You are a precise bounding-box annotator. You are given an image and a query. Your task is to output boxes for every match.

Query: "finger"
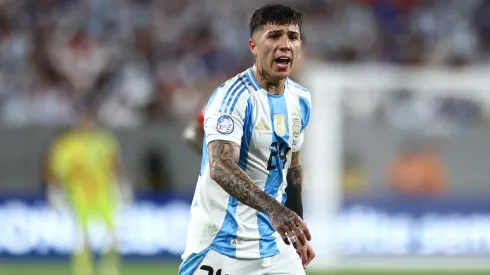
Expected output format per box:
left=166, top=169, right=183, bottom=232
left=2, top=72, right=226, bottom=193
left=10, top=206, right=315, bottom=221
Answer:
left=290, top=223, right=307, bottom=246
left=283, top=235, right=290, bottom=245
left=306, top=247, right=315, bottom=264
left=299, top=248, right=308, bottom=268
left=287, top=230, right=298, bottom=247
left=291, top=236, right=299, bottom=249
left=281, top=230, right=290, bottom=245
left=296, top=220, right=312, bottom=241
left=295, top=231, right=307, bottom=246
left=288, top=224, right=306, bottom=246
left=293, top=225, right=304, bottom=238
left=308, top=251, right=316, bottom=264
left=291, top=227, right=303, bottom=249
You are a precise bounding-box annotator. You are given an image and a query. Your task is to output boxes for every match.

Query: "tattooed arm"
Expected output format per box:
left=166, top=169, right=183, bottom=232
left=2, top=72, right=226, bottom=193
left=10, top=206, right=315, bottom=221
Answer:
left=285, top=151, right=303, bottom=218
left=208, top=139, right=311, bottom=245
left=286, top=151, right=316, bottom=268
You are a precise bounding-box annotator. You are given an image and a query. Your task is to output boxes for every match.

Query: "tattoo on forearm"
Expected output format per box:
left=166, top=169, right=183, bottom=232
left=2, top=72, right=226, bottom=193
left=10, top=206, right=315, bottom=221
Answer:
left=285, top=153, right=304, bottom=218
left=208, top=140, right=285, bottom=216
left=209, top=140, right=307, bottom=240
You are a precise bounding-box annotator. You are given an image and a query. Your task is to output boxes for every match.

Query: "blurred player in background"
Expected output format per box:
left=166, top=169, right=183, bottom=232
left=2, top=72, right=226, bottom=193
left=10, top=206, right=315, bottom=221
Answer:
left=182, top=106, right=205, bottom=154
left=46, top=100, right=128, bottom=275
left=180, top=4, right=314, bottom=275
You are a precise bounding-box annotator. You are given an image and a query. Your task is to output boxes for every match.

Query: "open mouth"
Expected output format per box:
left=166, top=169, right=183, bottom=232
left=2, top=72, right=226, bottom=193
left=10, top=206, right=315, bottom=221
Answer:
left=274, top=57, right=290, bottom=69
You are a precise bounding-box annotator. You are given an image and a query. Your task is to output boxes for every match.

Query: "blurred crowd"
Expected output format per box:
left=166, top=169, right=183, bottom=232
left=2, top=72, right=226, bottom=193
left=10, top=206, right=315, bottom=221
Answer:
left=343, top=88, right=488, bottom=135
left=1, top=0, right=490, bottom=128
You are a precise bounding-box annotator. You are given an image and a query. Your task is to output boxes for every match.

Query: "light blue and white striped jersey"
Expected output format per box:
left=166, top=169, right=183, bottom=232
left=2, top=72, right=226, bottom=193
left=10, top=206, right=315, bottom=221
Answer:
left=182, top=68, right=311, bottom=260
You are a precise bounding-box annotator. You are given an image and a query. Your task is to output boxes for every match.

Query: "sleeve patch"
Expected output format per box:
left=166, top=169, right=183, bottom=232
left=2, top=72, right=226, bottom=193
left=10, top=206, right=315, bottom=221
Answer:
left=216, top=115, right=235, bottom=134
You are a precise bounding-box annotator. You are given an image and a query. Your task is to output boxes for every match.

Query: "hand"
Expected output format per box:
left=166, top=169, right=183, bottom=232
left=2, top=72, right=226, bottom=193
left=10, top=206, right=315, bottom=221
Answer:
left=295, top=240, right=316, bottom=269
left=268, top=204, right=311, bottom=246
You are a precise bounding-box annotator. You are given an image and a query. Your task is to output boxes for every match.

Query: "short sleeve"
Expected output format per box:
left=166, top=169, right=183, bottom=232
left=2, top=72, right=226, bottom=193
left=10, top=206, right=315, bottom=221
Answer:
left=292, top=93, right=312, bottom=152
left=205, top=77, right=250, bottom=146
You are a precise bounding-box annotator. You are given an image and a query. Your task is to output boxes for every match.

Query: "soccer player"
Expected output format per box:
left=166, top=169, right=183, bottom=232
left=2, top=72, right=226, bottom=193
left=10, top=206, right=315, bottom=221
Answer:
left=179, top=4, right=314, bottom=275
left=47, top=105, right=124, bottom=275
left=182, top=106, right=205, bottom=155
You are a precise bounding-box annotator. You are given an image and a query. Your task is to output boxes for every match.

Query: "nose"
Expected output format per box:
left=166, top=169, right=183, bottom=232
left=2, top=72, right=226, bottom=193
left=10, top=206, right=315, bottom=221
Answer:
left=278, top=36, right=291, bottom=52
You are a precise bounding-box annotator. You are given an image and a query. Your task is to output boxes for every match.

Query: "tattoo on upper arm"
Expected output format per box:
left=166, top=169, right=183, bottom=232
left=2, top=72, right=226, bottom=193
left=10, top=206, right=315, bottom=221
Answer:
left=209, top=139, right=240, bottom=167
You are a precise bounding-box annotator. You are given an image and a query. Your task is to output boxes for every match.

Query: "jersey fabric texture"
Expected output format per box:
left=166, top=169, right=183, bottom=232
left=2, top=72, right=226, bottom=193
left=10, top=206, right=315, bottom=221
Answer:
left=181, top=67, right=311, bottom=270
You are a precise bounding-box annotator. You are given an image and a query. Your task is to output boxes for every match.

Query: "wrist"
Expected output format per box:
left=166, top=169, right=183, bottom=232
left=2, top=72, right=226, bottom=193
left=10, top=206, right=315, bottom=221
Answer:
left=262, top=199, right=284, bottom=216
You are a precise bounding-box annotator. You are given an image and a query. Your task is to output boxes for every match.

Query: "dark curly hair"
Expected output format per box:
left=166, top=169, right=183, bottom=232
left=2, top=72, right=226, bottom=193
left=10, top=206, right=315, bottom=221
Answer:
left=249, top=4, right=303, bottom=38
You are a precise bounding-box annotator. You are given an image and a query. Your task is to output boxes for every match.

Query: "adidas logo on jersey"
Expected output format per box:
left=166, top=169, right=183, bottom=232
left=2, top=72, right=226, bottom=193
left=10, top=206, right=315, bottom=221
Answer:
left=230, top=239, right=243, bottom=245
left=254, top=117, right=270, bottom=131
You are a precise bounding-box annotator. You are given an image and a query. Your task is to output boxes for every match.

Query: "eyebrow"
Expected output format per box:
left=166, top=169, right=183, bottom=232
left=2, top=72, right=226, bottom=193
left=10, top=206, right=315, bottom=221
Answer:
left=266, top=30, right=300, bottom=36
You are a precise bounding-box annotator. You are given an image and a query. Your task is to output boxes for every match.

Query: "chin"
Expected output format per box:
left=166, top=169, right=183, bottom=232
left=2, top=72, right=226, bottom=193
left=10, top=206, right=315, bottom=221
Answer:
left=271, top=69, right=291, bottom=80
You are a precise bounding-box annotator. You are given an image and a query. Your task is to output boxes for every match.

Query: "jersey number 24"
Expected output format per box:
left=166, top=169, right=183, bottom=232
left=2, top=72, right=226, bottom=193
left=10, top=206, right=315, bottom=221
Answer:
left=267, top=141, right=291, bottom=171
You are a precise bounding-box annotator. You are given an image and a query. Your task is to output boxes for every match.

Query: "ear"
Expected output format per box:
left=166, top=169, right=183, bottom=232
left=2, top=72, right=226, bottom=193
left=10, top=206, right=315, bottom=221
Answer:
left=248, top=39, right=257, bottom=57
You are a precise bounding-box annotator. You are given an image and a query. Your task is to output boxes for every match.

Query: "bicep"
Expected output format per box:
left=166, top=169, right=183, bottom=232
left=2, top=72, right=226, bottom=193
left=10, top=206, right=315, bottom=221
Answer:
left=208, top=140, right=241, bottom=181
left=207, top=140, right=241, bottom=165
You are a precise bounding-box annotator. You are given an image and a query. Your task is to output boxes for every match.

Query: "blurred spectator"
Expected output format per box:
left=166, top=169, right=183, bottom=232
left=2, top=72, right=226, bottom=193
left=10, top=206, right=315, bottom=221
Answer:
left=1, top=0, right=490, bottom=128
left=437, top=96, right=482, bottom=130
left=382, top=89, right=436, bottom=131
left=388, top=138, right=447, bottom=197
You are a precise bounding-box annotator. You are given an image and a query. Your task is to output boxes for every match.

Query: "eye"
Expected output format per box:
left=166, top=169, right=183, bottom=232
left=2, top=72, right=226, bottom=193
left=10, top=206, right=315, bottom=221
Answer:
left=269, top=34, right=280, bottom=40
left=289, top=35, right=299, bottom=41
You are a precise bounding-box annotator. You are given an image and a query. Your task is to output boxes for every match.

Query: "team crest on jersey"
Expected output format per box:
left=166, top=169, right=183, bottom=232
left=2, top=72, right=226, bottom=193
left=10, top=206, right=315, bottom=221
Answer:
left=292, top=113, right=301, bottom=139
left=217, top=115, right=234, bottom=134
left=274, top=114, right=286, bottom=136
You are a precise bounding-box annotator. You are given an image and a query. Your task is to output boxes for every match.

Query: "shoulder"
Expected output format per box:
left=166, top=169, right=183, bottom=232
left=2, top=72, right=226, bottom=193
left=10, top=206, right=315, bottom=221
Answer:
left=215, top=73, right=254, bottom=97
left=287, top=78, right=311, bottom=102
left=55, top=130, right=74, bottom=147
left=98, top=129, right=118, bottom=142
left=208, top=73, right=254, bottom=115
left=287, top=78, right=311, bottom=107
left=287, top=78, right=309, bottom=93
left=50, top=132, right=73, bottom=158
left=287, top=79, right=311, bottom=129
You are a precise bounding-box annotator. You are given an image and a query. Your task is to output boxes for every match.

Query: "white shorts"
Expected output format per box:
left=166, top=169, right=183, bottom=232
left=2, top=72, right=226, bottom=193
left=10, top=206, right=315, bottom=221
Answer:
left=178, top=240, right=305, bottom=275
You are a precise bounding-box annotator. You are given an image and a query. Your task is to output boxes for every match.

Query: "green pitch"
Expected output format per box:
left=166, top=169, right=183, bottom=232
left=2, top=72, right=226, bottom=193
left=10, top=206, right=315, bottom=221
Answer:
left=0, top=262, right=489, bottom=275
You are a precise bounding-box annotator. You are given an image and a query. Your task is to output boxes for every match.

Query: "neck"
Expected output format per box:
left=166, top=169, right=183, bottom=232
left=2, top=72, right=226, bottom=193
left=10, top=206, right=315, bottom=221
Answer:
left=252, top=65, right=285, bottom=95
left=77, top=122, right=97, bottom=132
